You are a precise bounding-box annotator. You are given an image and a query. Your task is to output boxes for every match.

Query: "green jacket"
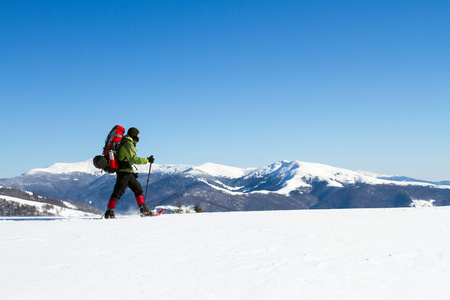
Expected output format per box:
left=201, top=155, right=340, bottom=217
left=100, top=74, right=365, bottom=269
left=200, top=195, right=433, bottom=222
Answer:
left=117, top=135, right=149, bottom=172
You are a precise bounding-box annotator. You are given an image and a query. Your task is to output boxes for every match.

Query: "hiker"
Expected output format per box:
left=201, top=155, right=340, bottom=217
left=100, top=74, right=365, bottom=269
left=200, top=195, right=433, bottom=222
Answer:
left=104, top=127, right=155, bottom=219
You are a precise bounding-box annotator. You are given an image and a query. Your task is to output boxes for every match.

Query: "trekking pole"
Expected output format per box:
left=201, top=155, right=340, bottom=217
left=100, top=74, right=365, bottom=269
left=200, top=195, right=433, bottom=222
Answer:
left=144, top=162, right=153, bottom=202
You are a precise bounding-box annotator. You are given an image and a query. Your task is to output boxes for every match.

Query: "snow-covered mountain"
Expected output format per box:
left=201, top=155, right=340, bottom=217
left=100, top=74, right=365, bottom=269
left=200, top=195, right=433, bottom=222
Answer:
left=356, top=169, right=450, bottom=186
left=0, top=186, right=101, bottom=217
left=1, top=160, right=449, bottom=213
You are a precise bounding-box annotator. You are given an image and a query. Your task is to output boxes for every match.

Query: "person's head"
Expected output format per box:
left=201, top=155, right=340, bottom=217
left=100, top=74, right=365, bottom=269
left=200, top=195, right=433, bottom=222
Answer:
left=127, top=127, right=140, bottom=142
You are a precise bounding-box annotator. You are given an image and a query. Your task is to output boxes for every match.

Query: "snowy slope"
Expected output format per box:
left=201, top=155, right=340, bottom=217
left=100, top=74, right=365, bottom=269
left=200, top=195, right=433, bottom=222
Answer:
left=0, top=195, right=97, bottom=217
left=0, top=186, right=101, bottom=217
left=1, top=207, right=449, bottom=299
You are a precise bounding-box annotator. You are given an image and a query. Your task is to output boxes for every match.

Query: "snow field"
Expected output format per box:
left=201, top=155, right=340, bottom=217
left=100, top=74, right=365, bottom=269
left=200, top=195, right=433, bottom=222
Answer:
left=1, top=207, right=449, bottom=299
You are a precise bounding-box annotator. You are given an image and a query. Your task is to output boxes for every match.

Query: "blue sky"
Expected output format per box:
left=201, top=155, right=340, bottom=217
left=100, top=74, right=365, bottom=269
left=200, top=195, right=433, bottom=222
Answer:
left=1, top=0, right=449, bottom=181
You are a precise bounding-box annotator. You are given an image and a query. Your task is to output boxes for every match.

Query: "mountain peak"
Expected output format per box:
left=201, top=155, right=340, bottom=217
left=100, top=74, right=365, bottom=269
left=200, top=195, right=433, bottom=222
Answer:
left=25, top=160, right=102, bottom=176
left=188, top=162, right=252, bottom=178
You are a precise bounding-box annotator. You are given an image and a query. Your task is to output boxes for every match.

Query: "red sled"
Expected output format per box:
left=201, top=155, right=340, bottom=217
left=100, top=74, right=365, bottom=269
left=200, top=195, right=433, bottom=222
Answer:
left=141, top=209, right=164, bottom=218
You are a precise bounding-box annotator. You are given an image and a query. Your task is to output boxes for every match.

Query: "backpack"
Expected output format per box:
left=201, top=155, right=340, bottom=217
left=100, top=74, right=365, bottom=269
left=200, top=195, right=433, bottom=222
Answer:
left=93, top=125, right=126, bottom=173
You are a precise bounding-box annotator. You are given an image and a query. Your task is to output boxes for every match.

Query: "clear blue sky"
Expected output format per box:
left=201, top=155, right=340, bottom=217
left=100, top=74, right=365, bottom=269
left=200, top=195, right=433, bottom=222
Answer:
left=1, top=0, right=449, bottom=181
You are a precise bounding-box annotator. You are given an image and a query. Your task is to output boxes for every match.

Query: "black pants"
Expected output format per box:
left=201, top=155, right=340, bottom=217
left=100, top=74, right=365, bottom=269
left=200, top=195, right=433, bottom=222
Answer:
left=110, top=172, right=143, bottom=199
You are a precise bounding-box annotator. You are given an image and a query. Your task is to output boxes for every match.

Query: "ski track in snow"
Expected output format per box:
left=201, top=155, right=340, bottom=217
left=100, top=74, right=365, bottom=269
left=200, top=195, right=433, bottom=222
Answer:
left=1, top=207, right=450, bottom=300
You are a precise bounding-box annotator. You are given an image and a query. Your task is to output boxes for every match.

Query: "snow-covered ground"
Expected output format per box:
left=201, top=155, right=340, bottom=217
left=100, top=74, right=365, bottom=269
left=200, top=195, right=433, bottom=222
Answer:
left=1, top=207, right=449, bottom=300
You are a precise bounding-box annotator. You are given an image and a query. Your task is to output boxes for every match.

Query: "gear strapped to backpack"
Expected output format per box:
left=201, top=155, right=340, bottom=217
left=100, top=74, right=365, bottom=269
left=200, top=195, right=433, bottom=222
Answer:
left=93, top=125, right=128, bottom=173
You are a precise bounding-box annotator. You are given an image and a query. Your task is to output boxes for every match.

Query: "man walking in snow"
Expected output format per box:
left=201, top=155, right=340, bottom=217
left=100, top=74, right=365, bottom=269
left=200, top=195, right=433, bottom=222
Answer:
left=104, top=127, right=155, bottom=219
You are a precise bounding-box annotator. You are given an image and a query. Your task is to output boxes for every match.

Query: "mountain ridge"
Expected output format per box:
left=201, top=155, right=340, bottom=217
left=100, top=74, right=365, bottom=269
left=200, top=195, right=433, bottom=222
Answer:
left=23, top=159, right=450, bottom=187
left=1, top=159, right=449, bottom=213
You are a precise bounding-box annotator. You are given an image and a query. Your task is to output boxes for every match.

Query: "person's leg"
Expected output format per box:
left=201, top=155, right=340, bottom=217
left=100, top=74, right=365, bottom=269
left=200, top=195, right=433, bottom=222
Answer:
left=127, top=173, right=144, bottom=206
left=127, top=174, right=153, bottom=215
left=105, top=172, right=132, bottom=218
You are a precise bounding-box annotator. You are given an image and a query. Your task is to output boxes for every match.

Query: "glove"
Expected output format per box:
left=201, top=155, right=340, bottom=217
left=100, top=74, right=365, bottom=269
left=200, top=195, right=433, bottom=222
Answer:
left=148, top=155, right=155, bottom=164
